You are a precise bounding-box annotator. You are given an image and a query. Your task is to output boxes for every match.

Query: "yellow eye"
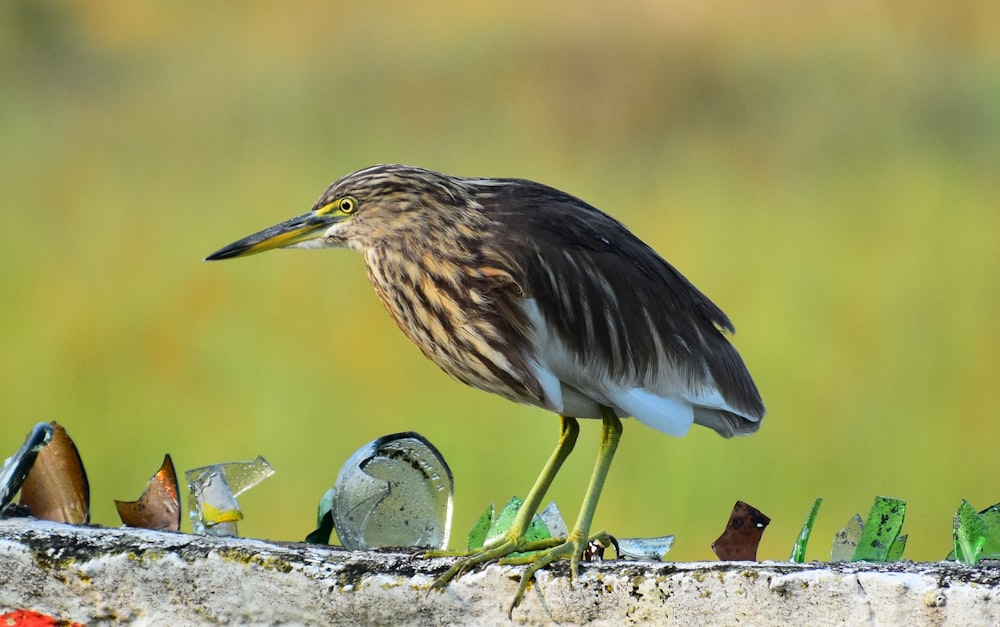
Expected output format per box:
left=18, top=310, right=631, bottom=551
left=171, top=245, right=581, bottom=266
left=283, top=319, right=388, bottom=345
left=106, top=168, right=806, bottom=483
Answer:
left=338, top=196, right=358, bottom=214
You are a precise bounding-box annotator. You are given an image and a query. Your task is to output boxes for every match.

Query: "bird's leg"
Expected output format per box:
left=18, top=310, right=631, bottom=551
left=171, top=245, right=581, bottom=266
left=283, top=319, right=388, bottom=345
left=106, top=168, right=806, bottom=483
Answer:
left=429, top=415, right=579, bottom=588
left=504, top=406, right=622, bottom=610
left=499, top=414, right=580, bottom=547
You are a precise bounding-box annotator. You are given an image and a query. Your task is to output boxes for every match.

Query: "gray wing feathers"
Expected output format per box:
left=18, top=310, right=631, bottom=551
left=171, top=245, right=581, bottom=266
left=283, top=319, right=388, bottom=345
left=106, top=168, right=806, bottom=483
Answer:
left=479, top=180, right=765, bottom=435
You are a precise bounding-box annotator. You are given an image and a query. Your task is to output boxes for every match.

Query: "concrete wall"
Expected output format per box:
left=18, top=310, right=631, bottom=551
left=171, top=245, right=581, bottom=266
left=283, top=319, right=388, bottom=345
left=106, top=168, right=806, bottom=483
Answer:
left=1, top=518, right=998, bottom=625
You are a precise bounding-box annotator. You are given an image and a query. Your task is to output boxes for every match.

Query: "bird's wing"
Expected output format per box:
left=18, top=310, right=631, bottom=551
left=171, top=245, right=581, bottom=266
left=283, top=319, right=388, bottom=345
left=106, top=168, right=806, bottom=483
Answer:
left=479, top=180, right=764, bottom=436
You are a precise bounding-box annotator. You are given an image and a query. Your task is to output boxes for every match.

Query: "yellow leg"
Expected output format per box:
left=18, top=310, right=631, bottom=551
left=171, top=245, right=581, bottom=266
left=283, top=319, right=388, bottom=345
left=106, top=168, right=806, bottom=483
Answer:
left=508, top=406, right=622, bottom=608
left=430, top=407, right=624, bottom=615
left=430, top=415, right=579, bottom=587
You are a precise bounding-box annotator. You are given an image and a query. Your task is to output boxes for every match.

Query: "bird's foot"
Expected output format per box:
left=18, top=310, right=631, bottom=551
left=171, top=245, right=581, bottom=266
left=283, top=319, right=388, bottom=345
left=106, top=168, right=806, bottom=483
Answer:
left=502, top=528, right=609, bottom=611
left=427, top=533, right=562, bottom=588
left=429, top=528, right=611, bottom=614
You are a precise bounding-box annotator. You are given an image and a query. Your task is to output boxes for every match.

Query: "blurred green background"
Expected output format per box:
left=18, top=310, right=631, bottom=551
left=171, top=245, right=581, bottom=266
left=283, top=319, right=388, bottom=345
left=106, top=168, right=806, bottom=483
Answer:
left=2, top=1, right=998, bottom=563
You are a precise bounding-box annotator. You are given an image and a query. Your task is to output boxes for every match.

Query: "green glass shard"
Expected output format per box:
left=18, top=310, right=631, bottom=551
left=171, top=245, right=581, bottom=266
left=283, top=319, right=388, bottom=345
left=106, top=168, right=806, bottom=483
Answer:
left=954, top=499, right=988, bottom=565
left=524, top=509, right=552, bottom=542
left=317, top=488, right=335, bottom=524
left=887, top=534, right=907, bottom=562
left=467, top=503, right=494, bottom=550
left=485, top=496, right=522, bottom=543
left=975, top=503, right=1000, bottom=560
left=484, top=496, right=552, bottom=546
left=947, top=502, right=1000, bottom=561
left=852, top=496, right=906, bottom=562
left=831, top=513, right=863, bottom=562
left=790, top=497, right=823, bottom=563
left=305, top=488, right=335, bottom=544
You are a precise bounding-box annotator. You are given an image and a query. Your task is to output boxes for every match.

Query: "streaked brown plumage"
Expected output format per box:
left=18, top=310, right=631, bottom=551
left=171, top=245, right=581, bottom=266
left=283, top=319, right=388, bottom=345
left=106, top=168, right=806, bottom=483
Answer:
left=206, top=163, right=764, bottom=609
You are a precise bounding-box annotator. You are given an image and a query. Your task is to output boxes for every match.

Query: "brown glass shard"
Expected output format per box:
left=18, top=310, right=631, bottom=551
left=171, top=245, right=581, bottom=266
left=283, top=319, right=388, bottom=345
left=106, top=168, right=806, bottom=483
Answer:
left=712, top=500, right=770, bottom=561
left=18, top=422, right=89, bottom=524
left=115, top=454, right=180, bottom=531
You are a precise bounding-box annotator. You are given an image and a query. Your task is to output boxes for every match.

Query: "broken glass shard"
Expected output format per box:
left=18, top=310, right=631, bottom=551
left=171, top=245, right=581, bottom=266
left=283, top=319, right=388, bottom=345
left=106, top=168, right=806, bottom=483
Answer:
left=887, top=534, right=907, bottom=562
left=953, top=499, right=988, bottom=565
left=975, top=504, right=1000, bottom=560
left=485, top=496, right=524, bottom=544
left=978, top=504, right=1000, bottom=559
left=468, top=498, right=563, bottom=551
left=538, top=502, right=568, bottom=540
left=831, top=513, right=863, bottom=562
left=0, top=423, right=54, bottom=515
left=18, top=422, right=89, bottom=524
left=186, top=456, right=274, bottom=536
left=306, top=488, right=335, bottom=544
left=949, top=501, right=1000, bottom=563
left=790, top=497, right=823, bottom=563
left=483, top=496, right=555, bottom=548
left=853, top=496, right=906, bottom=562
left=332, top=432, right=452, bottom=550
left=115, top=454, right=180, bottom=531
left=712, top=500, right=770, bottom=561
left=617, top=535, right=675, bottom=561
left=467, top=503, right=494, bottom=550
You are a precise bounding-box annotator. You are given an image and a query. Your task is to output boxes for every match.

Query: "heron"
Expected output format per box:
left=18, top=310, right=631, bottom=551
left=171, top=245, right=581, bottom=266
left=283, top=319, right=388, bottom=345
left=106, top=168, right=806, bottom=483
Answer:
left=206, top=164, right=764, bottom=607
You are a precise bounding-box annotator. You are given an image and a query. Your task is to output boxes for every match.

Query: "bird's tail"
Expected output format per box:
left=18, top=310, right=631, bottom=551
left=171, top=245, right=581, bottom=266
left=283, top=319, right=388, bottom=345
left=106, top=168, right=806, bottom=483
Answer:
left=693, top=407, right=763, bottom=438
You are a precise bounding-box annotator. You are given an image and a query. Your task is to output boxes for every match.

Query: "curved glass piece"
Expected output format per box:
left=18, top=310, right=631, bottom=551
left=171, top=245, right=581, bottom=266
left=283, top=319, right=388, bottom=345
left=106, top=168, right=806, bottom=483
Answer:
left=333, top=432, right=453, bottom=551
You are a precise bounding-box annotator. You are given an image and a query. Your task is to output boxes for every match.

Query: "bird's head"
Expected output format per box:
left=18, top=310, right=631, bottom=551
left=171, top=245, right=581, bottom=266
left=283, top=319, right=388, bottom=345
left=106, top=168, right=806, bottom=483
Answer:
left=205, top=164, right=481, bottom=261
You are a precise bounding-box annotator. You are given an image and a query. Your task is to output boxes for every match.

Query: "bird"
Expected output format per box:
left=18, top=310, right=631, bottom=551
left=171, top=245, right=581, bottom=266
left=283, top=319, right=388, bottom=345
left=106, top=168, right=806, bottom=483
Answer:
left=206, top=164, right=764, bottom=608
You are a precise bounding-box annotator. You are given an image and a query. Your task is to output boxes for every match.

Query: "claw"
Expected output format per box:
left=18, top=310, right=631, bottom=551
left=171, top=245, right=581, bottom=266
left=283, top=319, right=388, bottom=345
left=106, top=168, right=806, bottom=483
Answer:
left=431, top=527, right=614, bottom=617
left=510, top=533, right=583, bottom=611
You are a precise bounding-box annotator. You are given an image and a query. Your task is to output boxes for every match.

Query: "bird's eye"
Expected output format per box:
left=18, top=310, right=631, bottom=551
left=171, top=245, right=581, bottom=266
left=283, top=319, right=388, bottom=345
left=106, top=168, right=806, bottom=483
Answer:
left=339, top=197, right=358, bottom=214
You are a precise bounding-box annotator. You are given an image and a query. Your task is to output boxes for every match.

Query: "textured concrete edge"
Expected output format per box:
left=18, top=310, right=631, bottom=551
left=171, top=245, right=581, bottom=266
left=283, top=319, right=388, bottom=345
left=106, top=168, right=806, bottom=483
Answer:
left=1, top=517, right=999, bottom=625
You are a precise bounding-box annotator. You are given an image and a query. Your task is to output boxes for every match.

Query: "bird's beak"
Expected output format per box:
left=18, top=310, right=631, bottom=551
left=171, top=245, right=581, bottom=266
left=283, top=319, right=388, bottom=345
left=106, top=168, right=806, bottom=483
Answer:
left=205, top=211, right=336, bottom=261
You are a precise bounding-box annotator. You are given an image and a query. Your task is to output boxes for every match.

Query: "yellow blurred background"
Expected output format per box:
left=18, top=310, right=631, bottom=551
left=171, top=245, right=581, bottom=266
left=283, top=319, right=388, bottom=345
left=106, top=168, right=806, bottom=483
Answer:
left=2, top=1, right=998, bottom=563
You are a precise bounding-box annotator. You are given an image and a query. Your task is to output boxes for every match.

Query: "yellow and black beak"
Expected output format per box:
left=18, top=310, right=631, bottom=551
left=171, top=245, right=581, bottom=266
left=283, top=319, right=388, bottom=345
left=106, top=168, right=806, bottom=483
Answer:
left=205, top=211, right=336, bottom=261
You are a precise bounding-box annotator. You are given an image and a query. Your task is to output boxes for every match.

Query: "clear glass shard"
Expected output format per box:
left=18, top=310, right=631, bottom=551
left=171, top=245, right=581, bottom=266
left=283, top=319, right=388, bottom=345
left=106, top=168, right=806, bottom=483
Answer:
left=831, top=513, right=863, bottom=562
left=332, top=432, right=453, bottom=550
left=225, top=456, right=276, bottom=498
left=617, top=535, right=675, bottom=561
left=185, top=456, right=274, bottom=537
left=538, top=502, right=567, bottom=539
